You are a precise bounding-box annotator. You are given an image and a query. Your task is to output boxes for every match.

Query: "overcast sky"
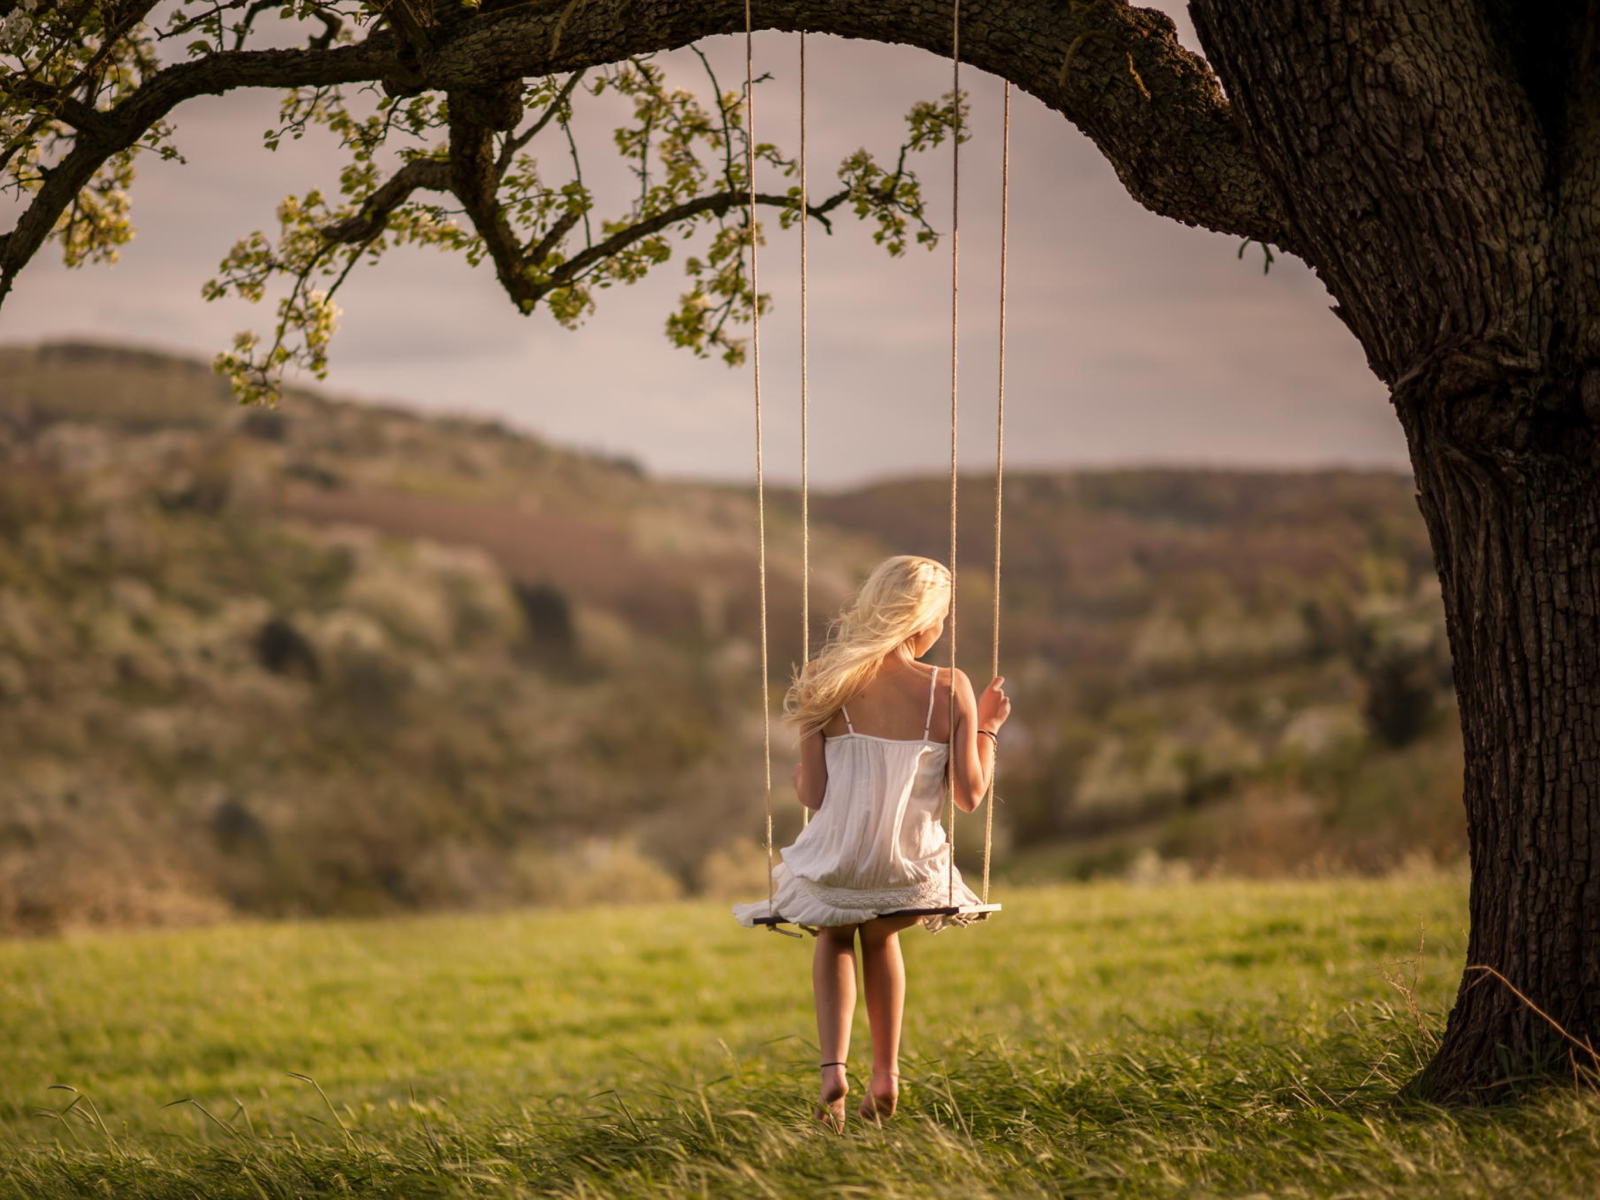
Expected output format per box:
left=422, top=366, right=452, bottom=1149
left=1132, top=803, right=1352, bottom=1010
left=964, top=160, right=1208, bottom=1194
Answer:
left=1, top=3, right=1409, bottom=486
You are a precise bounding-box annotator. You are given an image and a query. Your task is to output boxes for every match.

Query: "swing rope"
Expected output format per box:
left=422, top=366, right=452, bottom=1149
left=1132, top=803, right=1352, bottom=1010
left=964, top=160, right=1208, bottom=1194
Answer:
left=745, top=0, right=774, bottom=915
left=945, top=0, right=961, bottom=908
left=799, top=30, right=811, bottom=828
left=983, top=80, right=1010, bottom=905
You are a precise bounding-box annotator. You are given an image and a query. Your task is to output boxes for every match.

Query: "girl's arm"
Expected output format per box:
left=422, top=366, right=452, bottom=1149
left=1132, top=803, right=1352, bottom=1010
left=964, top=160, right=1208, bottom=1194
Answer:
left=793, top=726, right=829, bottom=810
left=950, top=669, right=1010, bottom=813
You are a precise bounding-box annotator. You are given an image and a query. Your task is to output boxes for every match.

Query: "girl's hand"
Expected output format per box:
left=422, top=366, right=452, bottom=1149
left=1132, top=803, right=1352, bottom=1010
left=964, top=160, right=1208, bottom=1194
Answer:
left=976, top=675, right=1011, bottom=732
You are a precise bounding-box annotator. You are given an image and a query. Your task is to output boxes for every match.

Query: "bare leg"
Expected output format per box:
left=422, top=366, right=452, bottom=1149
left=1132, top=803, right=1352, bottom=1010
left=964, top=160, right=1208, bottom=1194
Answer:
left=812, top=924, right=858, bottom=1131
left=857, top=914, right=919, bottom=1121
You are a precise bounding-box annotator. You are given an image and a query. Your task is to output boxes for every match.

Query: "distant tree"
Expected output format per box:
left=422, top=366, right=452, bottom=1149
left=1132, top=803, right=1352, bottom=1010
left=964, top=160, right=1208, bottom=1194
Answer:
left=5, top=0, right=1599, bottom=1101
left=511, top=578, right=575, bottom=658
left=1356, top=643, right=1437, bottom=750
left=255, top=614, right=320, bottom=680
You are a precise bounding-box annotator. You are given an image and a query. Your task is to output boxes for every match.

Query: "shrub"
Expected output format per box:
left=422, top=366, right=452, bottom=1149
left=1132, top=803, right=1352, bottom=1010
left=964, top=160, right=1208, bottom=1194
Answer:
left=513, top=837, right=684, bottom=907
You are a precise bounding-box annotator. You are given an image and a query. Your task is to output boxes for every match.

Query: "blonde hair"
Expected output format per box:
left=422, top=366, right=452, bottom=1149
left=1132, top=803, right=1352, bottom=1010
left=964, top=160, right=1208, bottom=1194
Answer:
left=786, top=555, right=951, bottom=737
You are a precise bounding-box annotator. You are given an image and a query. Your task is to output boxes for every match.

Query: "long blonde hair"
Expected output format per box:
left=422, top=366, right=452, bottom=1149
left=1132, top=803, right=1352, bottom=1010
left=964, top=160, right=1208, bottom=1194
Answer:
left=786, top=555, right=951, bottom=737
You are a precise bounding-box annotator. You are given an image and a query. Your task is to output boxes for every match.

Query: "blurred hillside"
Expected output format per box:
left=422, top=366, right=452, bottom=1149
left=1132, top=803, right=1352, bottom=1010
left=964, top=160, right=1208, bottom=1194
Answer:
left=0, top=340, right=1462, bottom=934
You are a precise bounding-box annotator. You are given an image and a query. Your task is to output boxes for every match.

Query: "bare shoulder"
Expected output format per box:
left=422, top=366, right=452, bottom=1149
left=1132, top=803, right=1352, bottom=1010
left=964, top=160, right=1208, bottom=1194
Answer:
left=948, top=667, right=978, bottom=702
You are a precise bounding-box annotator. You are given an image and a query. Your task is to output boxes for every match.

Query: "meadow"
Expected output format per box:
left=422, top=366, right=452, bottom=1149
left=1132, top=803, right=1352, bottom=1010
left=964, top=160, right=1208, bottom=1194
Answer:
left=2, top=874, right=1596, bottom=1198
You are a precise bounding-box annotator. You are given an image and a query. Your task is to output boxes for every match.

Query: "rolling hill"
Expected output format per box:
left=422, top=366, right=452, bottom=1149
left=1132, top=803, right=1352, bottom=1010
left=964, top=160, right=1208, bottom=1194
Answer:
left=0, top=339, right=1462, bottom=933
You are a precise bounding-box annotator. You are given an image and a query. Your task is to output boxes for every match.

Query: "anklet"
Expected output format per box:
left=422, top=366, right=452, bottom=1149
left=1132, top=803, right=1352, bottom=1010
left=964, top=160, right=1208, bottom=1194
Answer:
left=820, top=1060, right=848, bottom=1068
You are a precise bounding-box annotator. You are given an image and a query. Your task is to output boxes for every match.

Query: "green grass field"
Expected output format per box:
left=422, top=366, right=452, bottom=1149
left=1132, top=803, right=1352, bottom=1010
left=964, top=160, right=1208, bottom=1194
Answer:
left=2, top=876, right=1597, bottom=1198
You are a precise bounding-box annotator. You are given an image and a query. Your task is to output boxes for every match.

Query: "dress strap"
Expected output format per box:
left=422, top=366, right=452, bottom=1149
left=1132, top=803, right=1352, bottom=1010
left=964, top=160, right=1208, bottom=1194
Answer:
left=840, top=703, right=855, bottom=733
left=923, top=667, right=940, bottom=740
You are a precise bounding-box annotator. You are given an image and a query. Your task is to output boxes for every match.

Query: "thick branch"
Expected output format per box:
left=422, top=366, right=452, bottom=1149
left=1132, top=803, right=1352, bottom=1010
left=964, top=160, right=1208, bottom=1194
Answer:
left=2, top=0, right=1290, bottom=311
left=448, top=95, right=539, bottom=306
left=419, top=0, right=1291, bottom=250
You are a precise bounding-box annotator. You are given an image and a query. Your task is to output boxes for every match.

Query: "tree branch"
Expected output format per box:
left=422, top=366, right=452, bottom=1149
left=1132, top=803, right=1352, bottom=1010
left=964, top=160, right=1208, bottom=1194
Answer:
left=542, top=186, right=847, bottom=291
left=154, top=0, right=256, bottom=45
left=419, top=0, right=1291, bottom=250
left=0, top=78, right=109, bottom=133
left=447, top=94, right=541, bottom=307
left=496, top=69, right=584, bottom=174
left=317, top=157, right=454, bottom=243
left=1, top=0, right=1291, bottom=312
left=314, top=125, right=851, bottom=303
left=0, top=35, right=398, bottom=307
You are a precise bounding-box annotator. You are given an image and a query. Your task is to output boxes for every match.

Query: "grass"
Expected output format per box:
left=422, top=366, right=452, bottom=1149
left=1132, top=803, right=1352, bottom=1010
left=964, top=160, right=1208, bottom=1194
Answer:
left=1, top=875, right=1597, bottom=1197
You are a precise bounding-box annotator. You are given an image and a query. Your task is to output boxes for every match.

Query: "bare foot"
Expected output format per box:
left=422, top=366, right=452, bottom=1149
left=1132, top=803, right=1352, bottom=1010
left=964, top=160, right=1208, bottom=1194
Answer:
left=816, top=1064, right=848, bottom=1133
left=858, top=1068, right=898, bottom=1123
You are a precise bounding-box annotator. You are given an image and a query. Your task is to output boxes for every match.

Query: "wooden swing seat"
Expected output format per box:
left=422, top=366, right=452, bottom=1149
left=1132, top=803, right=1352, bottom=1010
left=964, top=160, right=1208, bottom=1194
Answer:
left=750, top=903, right=1001, bottom=931
left=880, top=903, right=1001, bottom=919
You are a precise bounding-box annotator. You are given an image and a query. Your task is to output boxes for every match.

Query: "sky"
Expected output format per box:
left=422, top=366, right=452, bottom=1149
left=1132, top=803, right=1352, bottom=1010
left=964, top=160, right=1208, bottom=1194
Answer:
left=0, top=3, right=1410, bottom=486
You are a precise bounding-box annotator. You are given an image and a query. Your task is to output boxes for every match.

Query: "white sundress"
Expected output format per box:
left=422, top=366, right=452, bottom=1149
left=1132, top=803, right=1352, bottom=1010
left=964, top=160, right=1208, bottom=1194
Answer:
left=732, top=667, right=983, bottom=934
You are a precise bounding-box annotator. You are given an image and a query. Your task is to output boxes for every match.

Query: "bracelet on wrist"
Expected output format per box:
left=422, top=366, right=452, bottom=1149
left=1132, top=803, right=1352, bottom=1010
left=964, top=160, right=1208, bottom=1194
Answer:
left=977, top=728, right=999, bottom=744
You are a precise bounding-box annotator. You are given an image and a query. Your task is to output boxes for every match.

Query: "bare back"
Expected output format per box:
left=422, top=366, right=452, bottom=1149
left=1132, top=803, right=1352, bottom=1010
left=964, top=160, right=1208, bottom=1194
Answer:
left=821, top=659, right=953, bottom=743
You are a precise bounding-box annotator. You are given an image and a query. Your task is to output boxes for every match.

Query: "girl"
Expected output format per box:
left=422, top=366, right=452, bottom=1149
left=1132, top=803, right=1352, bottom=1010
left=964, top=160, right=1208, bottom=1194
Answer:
left=733, top=555, right=1011, bottom=1131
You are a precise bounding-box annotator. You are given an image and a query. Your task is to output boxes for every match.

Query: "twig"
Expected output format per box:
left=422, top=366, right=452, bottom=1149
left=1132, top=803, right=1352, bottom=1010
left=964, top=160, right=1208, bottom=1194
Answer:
left=497, top=69, right=585, bottom=174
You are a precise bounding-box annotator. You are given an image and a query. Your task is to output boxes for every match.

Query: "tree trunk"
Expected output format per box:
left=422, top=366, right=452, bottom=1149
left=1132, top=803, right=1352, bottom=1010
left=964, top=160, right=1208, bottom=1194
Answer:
left=1396, top=368, right=1600, bottom=1099
left=1189, top=0, right=1600, bottom=1097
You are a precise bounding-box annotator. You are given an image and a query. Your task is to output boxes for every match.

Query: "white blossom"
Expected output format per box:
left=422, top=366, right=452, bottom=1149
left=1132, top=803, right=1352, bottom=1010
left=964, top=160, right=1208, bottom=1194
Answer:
left=0, top=10, right=33, bottom=45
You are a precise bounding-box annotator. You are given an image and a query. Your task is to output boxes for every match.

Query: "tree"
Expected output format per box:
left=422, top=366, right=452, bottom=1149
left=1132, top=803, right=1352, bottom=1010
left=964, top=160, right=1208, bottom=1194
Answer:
left=3, top=0, right=1596, bottom=1101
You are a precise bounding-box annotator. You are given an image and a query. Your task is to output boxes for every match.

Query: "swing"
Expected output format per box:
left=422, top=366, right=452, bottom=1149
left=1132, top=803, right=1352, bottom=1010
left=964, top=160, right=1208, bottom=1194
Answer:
left=742, top=1, right=1009, bottom=934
